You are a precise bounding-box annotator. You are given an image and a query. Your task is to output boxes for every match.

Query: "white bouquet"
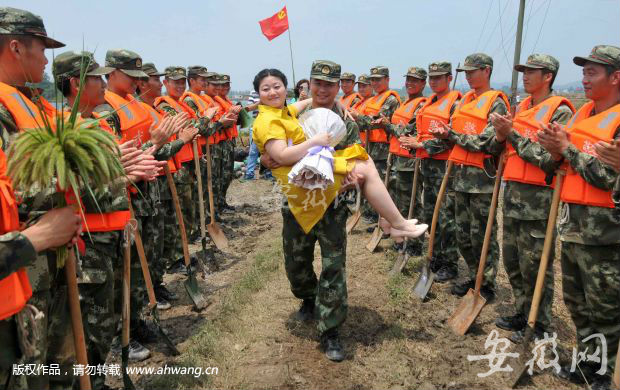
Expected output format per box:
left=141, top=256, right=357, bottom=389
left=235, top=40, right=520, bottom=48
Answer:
left=287, top=108, right=347, bottom=190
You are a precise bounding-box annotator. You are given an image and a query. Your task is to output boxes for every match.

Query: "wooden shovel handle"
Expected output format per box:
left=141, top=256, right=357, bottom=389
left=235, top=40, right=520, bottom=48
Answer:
left=164, top=165, right=191, bottom=267
left=407, top=159, right=421, bottom=220
left=127, top=201, right=157, bottom=309
left=375, top=153, right=393, bottom=230
left=527, top=171, right=564, bottom=327
left=65, top=249, right=92, bottom=390
left=192, top=140, right=208, bottom=239
left=122, top=229, right=131, bottom=347
left=473, top=154, right=506, bottom=294
left=427, top=161, right=453, bottom=259
left=204, top=138, right=217, bottom=226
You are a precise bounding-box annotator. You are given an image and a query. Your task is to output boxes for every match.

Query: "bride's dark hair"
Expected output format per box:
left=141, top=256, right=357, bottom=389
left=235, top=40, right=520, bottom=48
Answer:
left=253, top=68, right=288, bottom=92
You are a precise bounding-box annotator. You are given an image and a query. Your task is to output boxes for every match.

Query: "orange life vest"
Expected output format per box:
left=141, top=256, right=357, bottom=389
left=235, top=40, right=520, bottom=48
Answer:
left=0, top=149, right=33, bottom=320
left=449, top=90, right=510, bottom=169
left=340, top=93, right=362, bottom=109
left=561, top=101, right=620, bottom=208
left=503, top=96, right=575, bottom=187
left=154, top=95, right=199, bottom=167
left=416, top=90, right=462, bottom=160
left=139, top=101, right=178, bottom=175
left=0, top=82, right=57, bottom=131
left=215, top=96, right=239, bottom=140
left=181, top=91, right=218, bottom=148
left=103, top=90, right=152, bottom=146
left=388, top=96, right=427, bottom=158
left=363, top=90, right=402, bottom=144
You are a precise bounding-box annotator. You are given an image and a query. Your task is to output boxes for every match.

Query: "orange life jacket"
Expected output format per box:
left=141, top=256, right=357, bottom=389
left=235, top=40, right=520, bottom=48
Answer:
left=0, top=149, right=33, bottom=320
left=388, top=96, right=427, bottom=158
left=354, top=96, right=372, bottom=145
left=503, top=96, right=575, bottom=187
left=363, top=90, right=402, bottom=144
left=139, top=101, right=178, bottom=175
left=0, top=82, right=57, bottom=131
left=215, top=96, right=239, bottom=140
left=561, top=101, right=620, bottom=208
left=154, top=95, right=199, bottom=168
left=416, top=90, right=462, bottom=160
left=181, top=91, right=218, bottom=148
left=103, top=90, right=152, bottom=146
left=449, top=90, right=510, bottom=169
left=340, top=93, right=362, bottom=109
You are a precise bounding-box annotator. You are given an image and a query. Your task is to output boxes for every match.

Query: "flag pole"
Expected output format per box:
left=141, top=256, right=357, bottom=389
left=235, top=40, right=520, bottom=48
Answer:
left=287, top=28, right=296, bottom=86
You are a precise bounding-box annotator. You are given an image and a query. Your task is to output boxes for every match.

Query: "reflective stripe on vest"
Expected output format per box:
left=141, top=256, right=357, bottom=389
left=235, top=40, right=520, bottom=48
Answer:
left=340, top=93, right=362, bottom=109
left=104, top=91, right=152, bottom=145
left=388, top=96, right=427, bottom=158
left=364, top=90, right=402, bottom=143
left=416, top=90, right=462, bottom=160
left=449, top=90, right=510, bottom=169
left=561, top=102, right=620, bottom=208
left=0, top=150, right=32, bottom=320
left=503, top=96, right=575, bottom=187
left=0, top=82, right=57, bottom=131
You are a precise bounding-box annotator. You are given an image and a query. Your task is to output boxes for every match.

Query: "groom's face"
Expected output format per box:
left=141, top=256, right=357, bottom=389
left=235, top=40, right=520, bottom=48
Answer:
left=310, top=78, right=340, bottom=108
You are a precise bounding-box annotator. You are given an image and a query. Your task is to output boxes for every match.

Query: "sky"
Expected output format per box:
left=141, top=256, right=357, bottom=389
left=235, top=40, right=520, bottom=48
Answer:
left=6, top=0, right=619, bottom=91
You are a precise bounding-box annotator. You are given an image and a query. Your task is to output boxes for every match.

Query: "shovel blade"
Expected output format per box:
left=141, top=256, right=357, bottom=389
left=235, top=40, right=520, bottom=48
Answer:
left=346, top=211, right=361, bottom=234
left=184, top=266, right=208, bottom=310
left=207, top=223, right=228, bottom=251
left=366, top=227, right=382, bottom=252
left=508, top=325, right=536, bottom=388
left=412, top=263, right=435, bottom=300
left=447, top=289, right=486, bottom=335
left=199, top=237, right=218, bottom=273
left=151, top=307, right=180, bottom=356
left=389, top=250, right=410, bottom=277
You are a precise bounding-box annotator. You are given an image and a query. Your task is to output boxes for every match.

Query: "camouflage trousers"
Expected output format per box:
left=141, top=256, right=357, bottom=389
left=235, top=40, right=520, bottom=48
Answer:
left=502, top=217, right=554, bottom=329
left=199, top=143, right=221, bottom=223
left=561, top=242, right=620, bottom=374
left=362, top=158, right=387, bottom=223
left=454, top=191, right=498, bottom=288
left=142, top=202, right=166, bottom=287
left=161, top=197, right=183, bottom=267
left=177, top=161, right=197, bottom=239
left=282, top=200, right=349, bottom=336
left=388, top=168, right=424, bottom=251
left=420, top=159, right=457, bottom=264
left=219, top=138, right=236, bottom=207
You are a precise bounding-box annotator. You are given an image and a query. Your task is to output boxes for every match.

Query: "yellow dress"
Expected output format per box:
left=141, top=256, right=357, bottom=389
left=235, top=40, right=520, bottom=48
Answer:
left=253, top=104, right=368, bottom=233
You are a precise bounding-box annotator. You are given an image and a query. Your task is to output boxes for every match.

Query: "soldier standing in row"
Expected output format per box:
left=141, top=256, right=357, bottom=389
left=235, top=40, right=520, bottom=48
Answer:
left=339, top=72, right=361, bottom=109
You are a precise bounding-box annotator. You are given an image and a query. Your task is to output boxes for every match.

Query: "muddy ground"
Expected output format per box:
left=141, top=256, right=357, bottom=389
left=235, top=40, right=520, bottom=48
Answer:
left=106, top=178, right=585, bottom=390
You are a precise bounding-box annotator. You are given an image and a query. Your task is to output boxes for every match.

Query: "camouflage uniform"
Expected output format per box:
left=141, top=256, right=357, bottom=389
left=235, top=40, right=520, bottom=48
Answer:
left=340, top=73, right=361, bottom=108
left=211, top=74, right=237, bottom=209
left=0, top=8, right=65, bottom=389
left=554, top=46, right=620, bottom=375
left=446, top=54, right=507, bottom=290
left=356, top=66, right=400, bottom=222
left=417, top=62, right=459, bottom=270
left=494, top=55, right=573, bottom=331
left=283, top=60, right=361, bottom=336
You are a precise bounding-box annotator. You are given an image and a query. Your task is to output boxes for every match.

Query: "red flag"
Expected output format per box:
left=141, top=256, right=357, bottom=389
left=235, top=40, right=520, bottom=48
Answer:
left=259, top=6, right=289, bottom=41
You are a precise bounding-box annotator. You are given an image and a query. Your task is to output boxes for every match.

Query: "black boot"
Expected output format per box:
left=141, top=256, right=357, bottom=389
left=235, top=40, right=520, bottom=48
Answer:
left=495, top=313, right=526, bottom=332
left=295, top=299, right=315, bottom=322
left=435, top=264, right=458, bottom=283
left=509, top=323, right=545, bottom=344
left=320, top=329, right=345, bottom=362
left=451, top=279, right=474, bottom=297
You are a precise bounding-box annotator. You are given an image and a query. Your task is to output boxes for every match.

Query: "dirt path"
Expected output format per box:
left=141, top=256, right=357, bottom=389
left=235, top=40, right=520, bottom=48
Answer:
left=108, top=179, right=583, bottom=390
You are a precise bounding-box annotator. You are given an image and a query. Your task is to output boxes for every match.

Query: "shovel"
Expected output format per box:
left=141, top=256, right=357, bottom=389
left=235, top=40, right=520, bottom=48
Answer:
left=509, top=172, right=566, bottom=388
left=127, top=202, right=180, bottom=355
left=204, top=138, right=229, bottom=250
left=390, top=158, right=421, bottom=276
left=164, top=165, right=208, bottom=311
left=192, top=140, right=217, bottom=270
left=366, top=153, right=393, bottom=252
left=447, top=154, right=506, bottom=335
left=121, top=232, right=135, bottom=390
left=347, top=130, right=369, bottom=234
left=65, top=248, right=93, bottom=390
left=412, top=161, right=453, bottom=299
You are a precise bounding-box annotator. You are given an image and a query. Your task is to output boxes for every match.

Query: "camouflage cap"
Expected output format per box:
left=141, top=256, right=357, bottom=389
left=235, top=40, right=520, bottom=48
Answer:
left=0, top=7, right=65, bottom=49
left=369, top=66, right=389, bottom=78
left=105, top=49, right=148, bottom=79
left=404, top=66, right=427, bottom=80
left=356, top=74, right=371, bottom=85
left=53, top=50, right=114, bottom=80
left=187, top=65, right=210, bottom=78
left=141, top=62, right=165, bottom=77
left=457, top=53, right=493, bottom=72
left=574, top=45, right=620, bottom=69
left=164, top=66, right=187, bottom=80
left=428, top=62, right=452, bottom=76
left=217, top=74, right=231, bottom=84
left=514, top=54, right=559, bottom=73
left=205, top=72, right=220, bottom=82
left=340, top=72, right=356, bottom=81
left=310, top=60, right=341, bottom=83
